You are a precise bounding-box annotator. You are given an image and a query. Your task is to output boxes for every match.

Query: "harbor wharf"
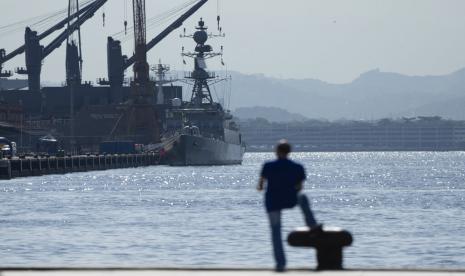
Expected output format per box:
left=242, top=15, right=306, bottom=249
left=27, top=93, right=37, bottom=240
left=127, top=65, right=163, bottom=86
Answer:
left=0, top=269, right=464, bottom=276
left=0, top=153, right=160, bottom=180
left=288, top=227, right=354, bottom=270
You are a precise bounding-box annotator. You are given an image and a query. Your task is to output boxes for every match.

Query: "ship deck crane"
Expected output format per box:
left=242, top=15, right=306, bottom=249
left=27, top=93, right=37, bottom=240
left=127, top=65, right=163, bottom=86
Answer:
left=0, top=0, right=107, bottom=91
left=101, top=0, right=208, bottom=94
left=124, top=0, right=208, bottom=70
left=66, top=0, right=84, bottom=87
left=132, top=0, right=149, bottom=90
left=0, top=2, right=94, bottom=78
left=110, top=0, right=160, bottom=144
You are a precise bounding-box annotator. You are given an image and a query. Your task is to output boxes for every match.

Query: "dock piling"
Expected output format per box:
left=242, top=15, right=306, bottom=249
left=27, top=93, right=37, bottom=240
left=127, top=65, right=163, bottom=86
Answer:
left=0, top=153, right=160, bottom=180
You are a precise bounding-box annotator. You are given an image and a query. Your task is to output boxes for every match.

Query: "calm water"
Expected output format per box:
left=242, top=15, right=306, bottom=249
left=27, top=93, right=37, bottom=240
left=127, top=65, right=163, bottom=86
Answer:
left=1, top=152, right=464, bottom=269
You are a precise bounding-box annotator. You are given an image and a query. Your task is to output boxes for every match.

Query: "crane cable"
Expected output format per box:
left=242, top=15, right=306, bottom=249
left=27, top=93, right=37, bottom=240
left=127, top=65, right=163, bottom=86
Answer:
left=142, top=0, right=198, bottom=35
left=217, top=0, right=220, bottom=31
left=124, top=0, right=128, bottom=35
left=112, top=0, right=198, bottom=40
left=33, top=0, right=94, bottom=31
left=102, top=4, right=106, bottom=27
left=0, top=0, right=95, bottom=37
left=0, top=10, right=66, bottom=36
left=145, top=1, right=198, bottom=32
left=0, top=0, right=95, bottom=31
left=0, top=8, right=67, bottom=31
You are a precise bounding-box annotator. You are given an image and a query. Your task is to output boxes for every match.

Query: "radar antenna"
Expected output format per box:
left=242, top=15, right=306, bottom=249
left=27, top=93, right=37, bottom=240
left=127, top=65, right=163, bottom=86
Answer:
left=180, top=18, right=226, bottom=105
left=151, top=61, right=178, bottom=105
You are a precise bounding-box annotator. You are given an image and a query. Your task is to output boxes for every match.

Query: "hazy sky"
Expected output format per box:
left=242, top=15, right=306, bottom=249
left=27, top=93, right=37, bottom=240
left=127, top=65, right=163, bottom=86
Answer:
left=1, top=0, right=465, bottom=83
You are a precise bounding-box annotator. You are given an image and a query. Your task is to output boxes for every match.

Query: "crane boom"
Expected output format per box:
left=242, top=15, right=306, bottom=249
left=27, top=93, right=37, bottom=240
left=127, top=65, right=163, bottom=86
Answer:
left=0, top=2, right=94, bottom=66
left=123, top=0, right=208, bottom=70
left=110, top=0, right=160, bottom=145
left=13, top=0, right=107, bottom=91
left=43, top=0, right=107, bottom=58
left=132, top=0, right=149, bottom=85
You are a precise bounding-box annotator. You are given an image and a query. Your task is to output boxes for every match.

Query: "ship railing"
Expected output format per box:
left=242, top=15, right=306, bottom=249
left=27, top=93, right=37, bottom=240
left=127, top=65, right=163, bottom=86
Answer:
left=184, top=71, right=216, bottom=79
left=26, top=119, right=72, bottom=129
left=59, top=81, right=94, bottom=87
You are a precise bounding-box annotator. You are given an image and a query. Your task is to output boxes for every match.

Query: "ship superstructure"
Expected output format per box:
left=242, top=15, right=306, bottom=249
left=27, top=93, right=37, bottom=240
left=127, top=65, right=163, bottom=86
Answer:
left=162, top=18, right=245, bottom=165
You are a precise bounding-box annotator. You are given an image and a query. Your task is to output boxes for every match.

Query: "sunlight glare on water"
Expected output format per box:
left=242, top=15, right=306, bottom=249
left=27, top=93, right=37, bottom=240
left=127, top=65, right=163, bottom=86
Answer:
left=1, top=152, right=465, bottom=269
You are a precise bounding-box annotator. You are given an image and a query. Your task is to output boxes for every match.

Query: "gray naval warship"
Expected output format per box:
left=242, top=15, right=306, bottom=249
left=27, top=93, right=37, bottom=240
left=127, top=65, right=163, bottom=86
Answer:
left=162, top=19, right=245, bottom=166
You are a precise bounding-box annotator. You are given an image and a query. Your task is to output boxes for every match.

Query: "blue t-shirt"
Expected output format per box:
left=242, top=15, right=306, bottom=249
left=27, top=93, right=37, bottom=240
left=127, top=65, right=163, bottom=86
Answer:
left=261, top=158, right=306, bottom=212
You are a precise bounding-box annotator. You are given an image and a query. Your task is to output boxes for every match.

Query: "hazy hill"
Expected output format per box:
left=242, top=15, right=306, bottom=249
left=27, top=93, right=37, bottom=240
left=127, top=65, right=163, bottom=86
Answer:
left=233, top=106, right=307, bottom=122
left=226, top=68, right=465, bottom=120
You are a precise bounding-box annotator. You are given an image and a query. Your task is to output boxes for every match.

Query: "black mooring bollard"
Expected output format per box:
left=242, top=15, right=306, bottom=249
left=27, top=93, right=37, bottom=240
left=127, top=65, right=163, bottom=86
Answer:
left=287, top=226, right=353, bottom=270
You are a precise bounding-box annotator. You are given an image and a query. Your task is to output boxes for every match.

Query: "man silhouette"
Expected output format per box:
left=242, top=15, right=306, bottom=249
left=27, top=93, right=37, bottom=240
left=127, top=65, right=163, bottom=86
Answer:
left=257, top=140, right=321, bottom=272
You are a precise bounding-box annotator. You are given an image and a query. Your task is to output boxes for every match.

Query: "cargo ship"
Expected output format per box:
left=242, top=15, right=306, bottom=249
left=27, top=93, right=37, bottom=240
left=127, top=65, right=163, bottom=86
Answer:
left=0, top=1, right=209, bottom=153
left=161, top=19, right=245, bottom=166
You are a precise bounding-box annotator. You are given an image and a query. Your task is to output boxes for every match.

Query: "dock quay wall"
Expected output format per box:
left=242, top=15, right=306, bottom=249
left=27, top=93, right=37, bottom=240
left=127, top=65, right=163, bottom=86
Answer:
left=0, top=153, right=160, bottom=180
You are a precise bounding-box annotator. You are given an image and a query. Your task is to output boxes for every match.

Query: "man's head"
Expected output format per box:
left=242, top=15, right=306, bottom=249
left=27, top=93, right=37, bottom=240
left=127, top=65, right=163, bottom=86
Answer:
left=276, top=139, right=291, bottom=159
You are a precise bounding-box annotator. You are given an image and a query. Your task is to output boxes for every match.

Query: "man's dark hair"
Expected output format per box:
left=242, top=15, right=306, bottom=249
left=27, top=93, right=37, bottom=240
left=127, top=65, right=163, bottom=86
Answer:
left=276, top=140, right=291, bottom=155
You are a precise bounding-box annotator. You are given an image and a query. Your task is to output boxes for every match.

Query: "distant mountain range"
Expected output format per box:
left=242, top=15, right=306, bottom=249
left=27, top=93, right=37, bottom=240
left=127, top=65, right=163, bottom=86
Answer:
left=4, top=67, right=465, bottom=121
left=226, top=68, right=465, bottom=120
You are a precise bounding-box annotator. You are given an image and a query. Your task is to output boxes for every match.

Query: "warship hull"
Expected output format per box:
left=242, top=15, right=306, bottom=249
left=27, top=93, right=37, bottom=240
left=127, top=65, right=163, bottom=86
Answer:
left=167, top=134, right=245, bottom=166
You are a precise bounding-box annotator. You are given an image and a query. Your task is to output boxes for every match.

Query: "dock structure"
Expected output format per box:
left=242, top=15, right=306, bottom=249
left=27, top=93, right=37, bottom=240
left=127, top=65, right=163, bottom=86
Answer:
left=0, top=269, right=464, bottom=276
left=0, top=153, right=160, bottom=180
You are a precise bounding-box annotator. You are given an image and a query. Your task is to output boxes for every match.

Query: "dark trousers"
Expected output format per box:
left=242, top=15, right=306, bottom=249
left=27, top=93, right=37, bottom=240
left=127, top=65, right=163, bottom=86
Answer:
left=267, top=193, right=317, bottom=269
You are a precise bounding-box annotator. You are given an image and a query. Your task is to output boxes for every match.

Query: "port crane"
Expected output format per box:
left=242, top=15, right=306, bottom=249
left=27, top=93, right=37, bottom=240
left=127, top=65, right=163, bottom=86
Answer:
left=109, top=0, right=209, bottom=144
left=101, top=0, right=208, bottom=93
left=1, top=0, right=207, bottom=96
left=0, top=3, right=94, bottom=78
left=108, top=0, right=160, bottom=143
left=0, top=0, right=212, bottom=150
left=0, top=0, right=108, bottom=91
left=66, top=0, right=84, bottom=88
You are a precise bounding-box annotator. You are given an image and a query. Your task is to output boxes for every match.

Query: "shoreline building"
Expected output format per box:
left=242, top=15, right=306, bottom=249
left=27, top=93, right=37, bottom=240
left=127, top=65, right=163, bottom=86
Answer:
left=240, top=117, right=465, bottom=152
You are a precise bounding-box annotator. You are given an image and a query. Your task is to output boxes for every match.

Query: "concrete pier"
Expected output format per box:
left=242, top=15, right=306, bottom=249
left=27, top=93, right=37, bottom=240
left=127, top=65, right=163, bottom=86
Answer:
left=0, top=153, right=160, bottom=180
left=1, top=269, right=465, bottom=276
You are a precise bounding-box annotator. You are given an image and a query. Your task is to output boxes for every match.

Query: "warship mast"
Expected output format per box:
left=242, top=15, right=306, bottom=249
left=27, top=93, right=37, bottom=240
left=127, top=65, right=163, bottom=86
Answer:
left=161, top=17, right=245, bottom=166
left=181, top=18, right=225, bottom=106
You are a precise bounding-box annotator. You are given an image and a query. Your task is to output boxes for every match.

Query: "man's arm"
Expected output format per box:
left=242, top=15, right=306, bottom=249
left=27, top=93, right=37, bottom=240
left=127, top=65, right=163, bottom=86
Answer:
left=257, top=177, right=265, bottom=191
left=258, top=163, right=268, bottom=191
left=296, top=164, right=306, bottom=192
